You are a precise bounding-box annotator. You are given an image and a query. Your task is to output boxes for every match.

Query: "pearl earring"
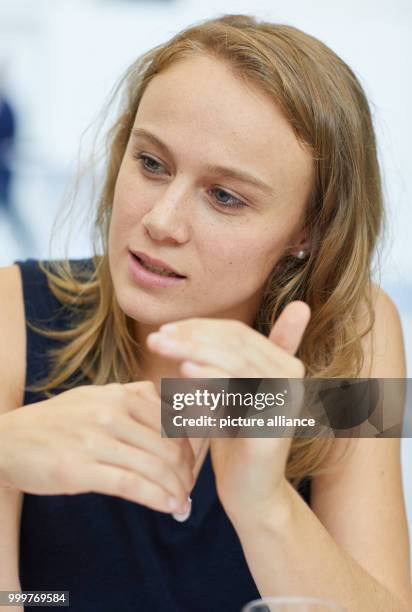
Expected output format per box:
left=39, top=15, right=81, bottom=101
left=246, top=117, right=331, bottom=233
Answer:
left=296, top=250, right=307, bottom=260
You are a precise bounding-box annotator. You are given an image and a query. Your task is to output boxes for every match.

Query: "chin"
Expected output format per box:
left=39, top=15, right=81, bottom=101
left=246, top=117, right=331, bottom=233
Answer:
left=115, top=290, right=172, bottom=326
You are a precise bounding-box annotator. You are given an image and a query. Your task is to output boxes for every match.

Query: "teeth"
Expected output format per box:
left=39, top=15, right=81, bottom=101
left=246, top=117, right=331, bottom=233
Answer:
left=139, top=258, right=179, bottom=277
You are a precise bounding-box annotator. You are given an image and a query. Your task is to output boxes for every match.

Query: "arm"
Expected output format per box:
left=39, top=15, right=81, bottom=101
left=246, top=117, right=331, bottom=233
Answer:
left=231, top=287, right=412, bottom=611
left=0, top=266, right=25, bottom=595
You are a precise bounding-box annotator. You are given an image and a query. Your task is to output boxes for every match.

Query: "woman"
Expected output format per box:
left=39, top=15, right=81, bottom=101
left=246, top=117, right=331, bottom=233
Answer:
left=0, top=13, right=411, bottom=612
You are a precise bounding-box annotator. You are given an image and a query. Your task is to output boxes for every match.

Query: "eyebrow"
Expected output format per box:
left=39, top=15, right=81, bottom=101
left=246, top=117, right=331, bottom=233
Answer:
left=131, top=127, right=275, bottom=197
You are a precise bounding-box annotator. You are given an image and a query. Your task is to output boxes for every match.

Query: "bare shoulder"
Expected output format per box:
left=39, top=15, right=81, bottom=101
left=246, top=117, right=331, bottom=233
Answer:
left=308, top=283, right=412, bottom=607
left=311, top=281, right=407, bottom=483
left=0, top=265, right=26, bottom=588
left=358, top=282, right=406, bottom=378
left=0, top=265, right=26, bottom=411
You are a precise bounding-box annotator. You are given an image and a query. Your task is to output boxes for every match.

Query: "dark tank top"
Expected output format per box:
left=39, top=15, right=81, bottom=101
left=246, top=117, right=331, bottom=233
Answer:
left=15, top=258, right=311, bottom=612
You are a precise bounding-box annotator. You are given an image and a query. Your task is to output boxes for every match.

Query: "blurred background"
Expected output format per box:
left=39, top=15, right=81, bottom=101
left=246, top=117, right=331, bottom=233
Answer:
left=1, top=0, right=411, bottom=558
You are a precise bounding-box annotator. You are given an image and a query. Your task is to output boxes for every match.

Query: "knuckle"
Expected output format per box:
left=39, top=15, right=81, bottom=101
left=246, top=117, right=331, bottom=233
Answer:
left=116, top=470, right=138, bottom=497
left=234, top=356, right=250, bottom=376
left=106, top=383, right=127, bottom=405
left=128, top=381, right=154, bottom=403
left=49, top=453, right=75, bottom=487
left=167, top=442, right=184, bottom=467
left=135, top=380, right=151, bottom=391
left=107, top=382, right=123, bottom=394
left=94, top=406, right=115, bottom=427
left=137, top=381, right=157, bottom=398
left=82, top=433, right=98, bottom=455
left=145, top=455, right=166, bottom=480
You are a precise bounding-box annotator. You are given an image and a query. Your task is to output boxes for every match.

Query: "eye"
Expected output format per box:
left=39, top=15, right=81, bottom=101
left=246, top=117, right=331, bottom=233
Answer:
left=133, top=151, right=247, bottom=210
left=208, top=188, right=247, bottom=210
left=134, top=152, right=166, bottom=175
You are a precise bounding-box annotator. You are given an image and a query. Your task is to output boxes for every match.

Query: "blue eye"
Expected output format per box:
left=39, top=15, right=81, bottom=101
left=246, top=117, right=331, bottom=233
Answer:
left=209, top=188, right=246, bottom=210
left=135, top=153, right=165, bottom=175
left=134, top=152, right=247, bottom=210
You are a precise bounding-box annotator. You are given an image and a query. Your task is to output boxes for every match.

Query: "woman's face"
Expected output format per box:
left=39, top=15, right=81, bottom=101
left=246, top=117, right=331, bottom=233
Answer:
left=108, top=54, right=313, bottom=329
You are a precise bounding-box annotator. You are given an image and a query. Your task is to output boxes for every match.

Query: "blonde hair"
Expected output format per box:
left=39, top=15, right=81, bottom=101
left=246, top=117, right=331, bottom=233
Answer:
left=28, top=14, right=385, bottom=489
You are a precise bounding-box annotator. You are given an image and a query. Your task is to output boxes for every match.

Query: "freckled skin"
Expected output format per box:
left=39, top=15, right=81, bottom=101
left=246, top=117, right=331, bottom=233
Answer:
left=108, top=54, right=314, bottom=379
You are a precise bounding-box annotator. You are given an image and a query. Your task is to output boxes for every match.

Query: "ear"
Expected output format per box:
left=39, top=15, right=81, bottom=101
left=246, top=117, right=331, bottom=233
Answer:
left=288, top=230, right=311, bottom=257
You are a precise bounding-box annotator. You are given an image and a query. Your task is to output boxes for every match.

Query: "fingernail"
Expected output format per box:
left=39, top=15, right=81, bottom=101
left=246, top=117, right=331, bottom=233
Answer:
left=149, top=334, right=178, bottom=350
left=176, top=496, right=191, bottom=515
left=172, top=496, right=192, bottom=522
left=160, top=323, right=177, bottom=333
left=179, top=497, right=191, bottom=514
left=182, top=361, right=200, bottom=374
left=147, top=332, right=160, bottom=344
left=167, top=497, right=180, bottom=511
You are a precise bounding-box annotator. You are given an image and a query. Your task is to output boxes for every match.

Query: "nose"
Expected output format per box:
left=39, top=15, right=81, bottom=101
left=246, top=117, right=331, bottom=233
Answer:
left=142, top=181, right=191, bottom=243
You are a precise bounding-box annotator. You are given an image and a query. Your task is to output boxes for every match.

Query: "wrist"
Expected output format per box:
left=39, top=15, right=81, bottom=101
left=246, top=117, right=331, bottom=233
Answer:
left=0, top=413, right=12, bottom=487
left=228, top=477, right=295, bottom=537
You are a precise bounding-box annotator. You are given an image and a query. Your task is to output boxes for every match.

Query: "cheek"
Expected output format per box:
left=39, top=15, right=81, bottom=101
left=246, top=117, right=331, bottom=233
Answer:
left=201, top=229, right=285, bottom=288
left=110, top=171, right=151, bottom=244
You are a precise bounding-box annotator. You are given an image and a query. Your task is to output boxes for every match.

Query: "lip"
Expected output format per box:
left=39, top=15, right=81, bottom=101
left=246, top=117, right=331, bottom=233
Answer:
left=128, top=252, right=186, bottom=289
left=129, top=249, right=184, bottom=276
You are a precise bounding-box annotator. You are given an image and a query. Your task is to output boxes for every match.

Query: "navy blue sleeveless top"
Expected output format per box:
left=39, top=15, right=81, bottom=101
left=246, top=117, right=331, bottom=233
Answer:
left=15, top=258, right=311, bottom=612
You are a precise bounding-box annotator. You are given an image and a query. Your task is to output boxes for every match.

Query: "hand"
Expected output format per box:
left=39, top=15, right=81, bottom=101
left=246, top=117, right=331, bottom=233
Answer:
left=146, top=301, right=311, bottom=525
left=0, top=381, right=194, bottom=514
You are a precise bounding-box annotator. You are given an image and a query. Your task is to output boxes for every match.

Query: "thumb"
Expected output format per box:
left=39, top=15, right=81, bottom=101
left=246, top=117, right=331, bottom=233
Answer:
left=123, top=380, right=160, bottom=397
left=123, top=381, right=144, bottom=392
left=269, top=300, right=311, bottom=355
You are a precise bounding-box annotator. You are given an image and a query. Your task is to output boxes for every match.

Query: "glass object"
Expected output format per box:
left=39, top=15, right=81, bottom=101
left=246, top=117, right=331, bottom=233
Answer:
left=241, top=596, right=346, bottom=611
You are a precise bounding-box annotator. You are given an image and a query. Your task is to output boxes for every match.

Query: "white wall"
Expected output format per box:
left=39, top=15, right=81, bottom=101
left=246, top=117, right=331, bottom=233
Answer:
left=1, top=0, right=411, bottom=562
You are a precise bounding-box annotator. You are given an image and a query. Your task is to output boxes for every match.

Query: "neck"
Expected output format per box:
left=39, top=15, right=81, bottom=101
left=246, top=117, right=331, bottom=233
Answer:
left=133, top=320, right=183, bottom=389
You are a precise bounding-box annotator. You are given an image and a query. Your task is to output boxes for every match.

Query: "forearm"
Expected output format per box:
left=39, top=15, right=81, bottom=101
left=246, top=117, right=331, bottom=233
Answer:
left=231, top=479, right=411, bottom=612
left=0, top=575, right=23, bottom=612
left=0, top=411, right=18, bottom=488
left=0, top=413, right=11, bottom=487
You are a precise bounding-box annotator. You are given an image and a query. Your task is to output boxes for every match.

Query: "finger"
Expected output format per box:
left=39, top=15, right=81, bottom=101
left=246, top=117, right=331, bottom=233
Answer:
left=124, top=391, right=162, bottom=432
left=93, top=435, right=193, bottom=501
left=269, top=301, right=311, bottom=355
left=147, top=334, right=249, bottom=375
left=158, top=319, right=247, bottom=357
left=123, top=381, right=158, bottom=400
left=105, top=413, right=196, bottom=474
left=124, top=398, right=195, bottom=467
left=180, top=361, right=231, bottom=379
left=123, top=381, right=175, bottom=433
left=80, top=462, right=186, bottom=514
left=153, top=319, right=292, bottom=371
left=123, top=383, right=184, bottom=444
left=177, top=334, right=284, bottom=377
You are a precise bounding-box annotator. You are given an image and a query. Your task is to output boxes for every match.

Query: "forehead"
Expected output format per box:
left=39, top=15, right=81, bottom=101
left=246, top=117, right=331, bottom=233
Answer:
left=135, top=55, right=313, bottom=195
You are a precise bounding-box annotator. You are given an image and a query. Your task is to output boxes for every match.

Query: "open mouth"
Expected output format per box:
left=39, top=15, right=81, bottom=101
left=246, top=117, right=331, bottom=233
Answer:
left=132, top=254, right=185, bottom=279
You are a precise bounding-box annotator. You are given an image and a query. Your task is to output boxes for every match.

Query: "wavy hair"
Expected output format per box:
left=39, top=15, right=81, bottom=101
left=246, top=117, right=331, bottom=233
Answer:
left=28, top=14, right=385, bottom=489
